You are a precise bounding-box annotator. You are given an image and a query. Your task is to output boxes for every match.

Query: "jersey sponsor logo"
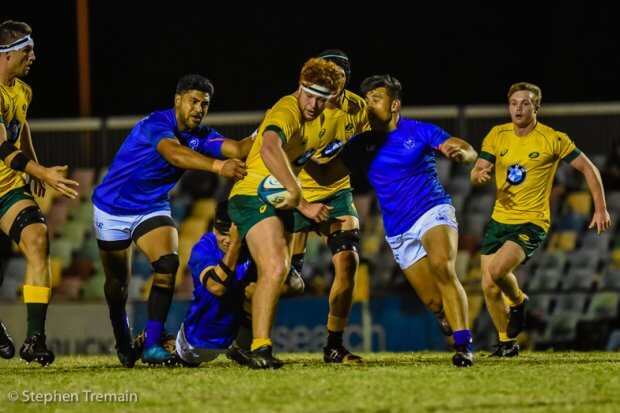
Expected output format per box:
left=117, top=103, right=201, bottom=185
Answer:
left=404, top=138, right=415, bottom=149
left=7, top=119, right=21, bottom=142
left=506, top=164, right=526, bottom=185
left=321, top=139, right=343, bottom=158
left=365, top=144, right=377, bottom=152
left=319, top=128, right=326, bottom=139
left=518, top=233, right=530, bottom=242
left=187, top=137, right=199, bottom=151
left=293, top=148, right=316, bottom=166
left=528, top=151, right=540, bottom=159
left=22, top=103, right=27, bottom=114
left=500, top=149, right=508, bottom=156
left=345, top=123, right=354, bottom=132
left=259, top=204, right=267, bottom=214
left=301, top=137, right=308, bottom=145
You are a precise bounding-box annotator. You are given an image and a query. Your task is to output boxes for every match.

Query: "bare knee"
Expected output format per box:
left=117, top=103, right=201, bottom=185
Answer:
left=427, top=256, right=456, bottom=285
left=481, top=274, right=502, bottom=298
left=20, top=225, right=49, bottom=264
left=487, top=260, right=510, bottom=284
left=333, top=250, right=358, bottom=281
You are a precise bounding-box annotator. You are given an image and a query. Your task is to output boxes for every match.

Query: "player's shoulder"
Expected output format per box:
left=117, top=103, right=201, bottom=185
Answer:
left=144, top=108, right=173, bottom=125
left=191, top=232, right=219, bottom=256
left=342, top=90, right=366, bottom=113
left=488, top=122, right=513, bottom=137
left=534, top=122, right=569, bottom=140
left=265, top=95, right=302, bottom=124
left=14, top=78, right=32, bottom=95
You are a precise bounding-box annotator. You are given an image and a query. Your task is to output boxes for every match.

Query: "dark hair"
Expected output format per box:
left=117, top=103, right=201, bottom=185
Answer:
left=318, top=49, right=351, bottom=86
left=213, top=200, right=231, bottom=233
left=360, top=75, right=402, bottom=101
left=0, top=20, right=32, bottom=46
left=176, top=74, right=214, bottom=97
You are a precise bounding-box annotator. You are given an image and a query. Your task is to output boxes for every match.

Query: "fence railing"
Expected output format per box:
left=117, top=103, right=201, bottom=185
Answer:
left=28, top=102, right=620, bottom=170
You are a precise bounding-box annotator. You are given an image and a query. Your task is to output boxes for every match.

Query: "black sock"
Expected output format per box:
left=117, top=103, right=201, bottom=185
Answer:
left=327, top=330, right=343, bottom=348
left=104, top=281, right=129, bottom=341
left=26, top=303, right=47, bottom=338
left=236, top=319, right=253, bottom=351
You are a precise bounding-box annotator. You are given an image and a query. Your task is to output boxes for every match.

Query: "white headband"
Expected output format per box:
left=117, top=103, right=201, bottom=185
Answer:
left=0, top=35, right=33, bottom=52
left=301, top=83, right=333, bottom=99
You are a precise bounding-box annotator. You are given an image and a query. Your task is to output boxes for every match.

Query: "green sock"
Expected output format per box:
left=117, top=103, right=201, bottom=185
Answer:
left=26, top=303, right=48, bottom=338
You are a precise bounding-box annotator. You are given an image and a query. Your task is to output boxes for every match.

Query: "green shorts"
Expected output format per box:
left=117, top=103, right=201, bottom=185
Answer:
left=0, top=185, right=35, bottom=220
left=480, top=219, right=547, bottom=258
left=228, top=195, right=294, bottom=239
left=293, top=189, right=358, bottom=232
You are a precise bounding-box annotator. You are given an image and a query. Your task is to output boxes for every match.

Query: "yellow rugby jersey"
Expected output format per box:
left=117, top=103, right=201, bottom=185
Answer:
left=229, top=95, right=323, bottom=197
left=480, top=122, right=581, bottom=231
left=298, top=90, right=370, bottom=202
left=0, top=78, right=31, bottom=197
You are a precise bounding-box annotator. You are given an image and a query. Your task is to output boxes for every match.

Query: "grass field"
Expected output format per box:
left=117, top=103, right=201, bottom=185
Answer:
left=1, top=351, right=620, bottom=412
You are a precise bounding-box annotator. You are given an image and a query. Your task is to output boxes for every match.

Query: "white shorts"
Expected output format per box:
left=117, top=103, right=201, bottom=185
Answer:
left=175, top=323, right=223, bottom=365
left=385, top=204, right=458, bottom=270
left=93, top=205, right=172, bottom=241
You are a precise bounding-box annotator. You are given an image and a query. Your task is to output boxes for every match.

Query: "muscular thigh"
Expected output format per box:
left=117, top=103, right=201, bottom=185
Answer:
left=0, top=199, right=38, bottom=236
left=135, top=226, right=178, bottom=262
left=245, top=216, right=292, bottom=270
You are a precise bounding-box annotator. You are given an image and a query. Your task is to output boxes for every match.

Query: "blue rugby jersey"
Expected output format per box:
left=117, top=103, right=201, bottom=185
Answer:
left=92, top=109, right=225, bottom=215
left=183, top=232, right=254, bottom=350
left=341, top=117, right=452, bottom=237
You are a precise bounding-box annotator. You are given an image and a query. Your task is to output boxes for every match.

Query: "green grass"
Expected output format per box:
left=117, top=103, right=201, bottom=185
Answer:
left=1, top=351, right=620, bottom=412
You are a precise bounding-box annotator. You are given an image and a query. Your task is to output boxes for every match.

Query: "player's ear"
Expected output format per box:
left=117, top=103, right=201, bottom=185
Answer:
left=174, top=93, right=181, bottom=107
left=391, top=99, right=401, bottom=113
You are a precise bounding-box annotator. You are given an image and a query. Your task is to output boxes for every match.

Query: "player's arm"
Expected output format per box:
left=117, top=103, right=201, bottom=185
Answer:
left=470, top=157, right=494, bottom=186
left=199, top=224, right=243, bottom=297
left=570, top=153, right=611, bottom=235
left=303, top=156, right=349, bottom=187
left=0, top=121, right=79, bottom=199
left=260, top=130, right=303, bottom=209
left=157, top=137, right=247, bottom=180
left=439, top=137, right=477, bottom=164
left=220, top=134, right=256, bottom=160
left=19, top=122, right=46, bottom=197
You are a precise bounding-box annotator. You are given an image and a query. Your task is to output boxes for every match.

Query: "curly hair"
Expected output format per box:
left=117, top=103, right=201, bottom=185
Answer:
left=299, top=57, right=344, bottom=95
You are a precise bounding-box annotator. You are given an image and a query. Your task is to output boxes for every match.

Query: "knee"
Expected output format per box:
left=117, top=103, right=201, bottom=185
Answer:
left=20, top=225, right=49, bottom=260
left=259, top=259, right=289, bottom=282
left=487, top=261, right=509, bottom=283
left=481, top=275, right=502, bottom=297
left=151, top=253, right=179, bottom=275
left=427, top=256, right=456, bottom=284
left=333, top=250, right=359, bottom=277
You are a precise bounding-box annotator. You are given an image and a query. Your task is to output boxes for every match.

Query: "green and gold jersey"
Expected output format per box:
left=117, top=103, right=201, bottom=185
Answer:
left=480, top=122, right=581, bottom=231
left=298, top=90, right=370, bottom=202
left=229, top=95, right=323, bottom=197
left=0, top=78, right=31, bottom=197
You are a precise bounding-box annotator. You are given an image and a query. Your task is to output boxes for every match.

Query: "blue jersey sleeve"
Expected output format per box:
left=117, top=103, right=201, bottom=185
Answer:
left=421, top=122, right=451, bottom=149
left=141, top=112, right=176, bottom=149
left=195, top=128, right=225, bottom=159
left=187, top=234, right=221, bottom=284
left=340, top=132, right=364, bottom=172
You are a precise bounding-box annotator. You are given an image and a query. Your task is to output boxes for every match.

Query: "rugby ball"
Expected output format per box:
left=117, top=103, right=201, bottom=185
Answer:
left=258, top=175, right=288, bottom=206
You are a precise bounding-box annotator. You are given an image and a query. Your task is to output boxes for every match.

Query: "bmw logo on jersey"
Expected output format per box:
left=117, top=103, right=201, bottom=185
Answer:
left=321, top=139, right=343, bottom=158
left=506, top=164, right=526, bottom=185
left=293, top=148, right=316, bottom=166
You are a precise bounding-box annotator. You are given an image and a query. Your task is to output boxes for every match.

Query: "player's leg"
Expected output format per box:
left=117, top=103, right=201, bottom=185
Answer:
left=94, top=206, right=138, bottom=367
left=321, top=214, right=362, bottom=364
left=402, top=259, right=452, bottom=336
left=0, top=232, right=15, bottom=359
left=419, top=224, right=473, bottom=366
left=245, top=216, right=292, bottom=369
left=485, top=241, right=527, bottom=339
left=291, top=229, right=309, bottom=274
left=133, top=215, right=179, bottom=365
left=1, top=197, right=54, bottom=366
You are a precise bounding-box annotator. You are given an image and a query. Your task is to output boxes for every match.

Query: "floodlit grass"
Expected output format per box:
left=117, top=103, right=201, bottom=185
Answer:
left=1, top=351, right=620, bottom=412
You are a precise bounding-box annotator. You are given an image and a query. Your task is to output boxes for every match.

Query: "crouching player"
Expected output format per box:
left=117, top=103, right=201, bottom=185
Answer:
left=172, top=201, right=303, bottom=366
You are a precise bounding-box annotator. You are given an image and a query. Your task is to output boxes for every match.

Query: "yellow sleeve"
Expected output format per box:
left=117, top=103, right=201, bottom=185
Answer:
left=480, top=127, right=498, bottom=163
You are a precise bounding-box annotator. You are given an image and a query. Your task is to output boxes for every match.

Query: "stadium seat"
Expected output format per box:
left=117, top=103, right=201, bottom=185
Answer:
left=561, top=268, right=595, bottom=292
left=70, top=201, right=94, bottom=226
left=461, top=213, right=488, bottom=240
left=528, top=293, right=553, bottom=321
left=50, top=256, right=63, bottom=288
left=554, top=293, right=589, bottom=314
left=564, top=191, right=592, bottom=216
left=445, top=176, right=472, bottom=197
left=436, top=158, right=451, bottom=185
left=536, top=311, right=581, bottom=345
left=528, top=266, right=562, bottom=292
left=60, top=221, right=87, bottom=250
left=70, top=167, right=96, bottom=199
left=81, top=273, right=106, bottom=300
left=582, top=291, right=619, bottom=321
left=49, top=238, right=75, bottom=270
left=566, top=249, right=600, bottom=273
left=578, top=231, right=611, bottom=256
left=179, top=217, right=208, bottom=243
left=455, top=250, right=470, bottom=281
left=465, top=194, right=495, bottom=216
left=600, top=267, right=620, bottom=290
